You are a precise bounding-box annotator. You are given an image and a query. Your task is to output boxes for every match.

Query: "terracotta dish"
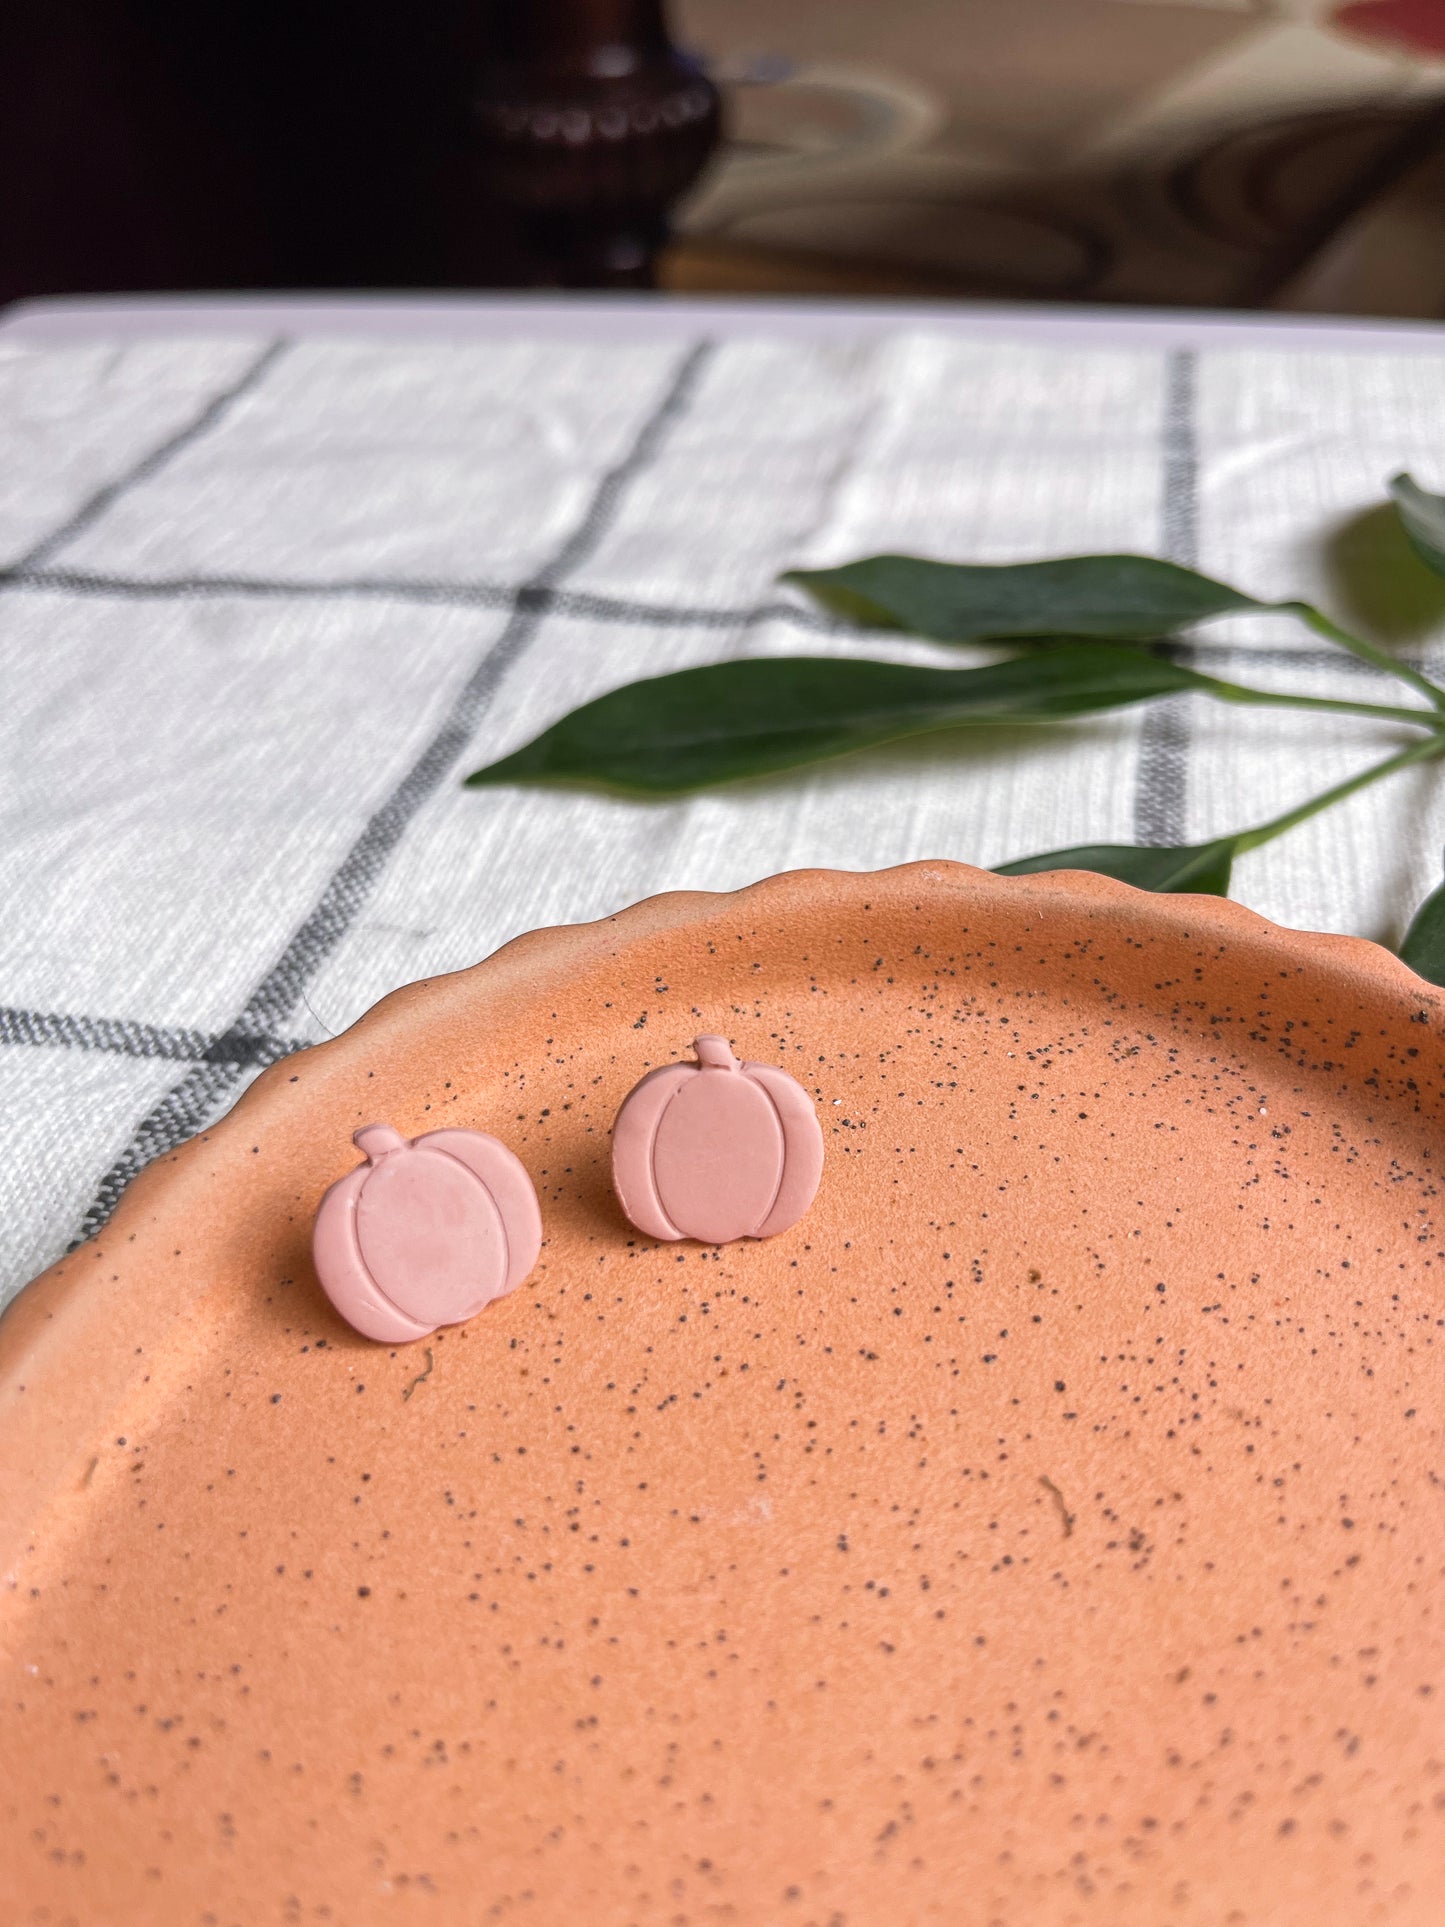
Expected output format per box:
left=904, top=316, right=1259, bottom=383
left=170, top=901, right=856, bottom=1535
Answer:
left=2, top=862, right=1441, bottom=1925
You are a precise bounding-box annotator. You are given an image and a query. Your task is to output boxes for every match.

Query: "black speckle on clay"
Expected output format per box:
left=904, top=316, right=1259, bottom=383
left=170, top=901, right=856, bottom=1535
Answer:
left=1, top=865, right=1441, bottom=1925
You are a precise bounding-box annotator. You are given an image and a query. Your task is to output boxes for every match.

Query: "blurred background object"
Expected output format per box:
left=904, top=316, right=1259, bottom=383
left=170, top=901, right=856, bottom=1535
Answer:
left=3, top=0, right=1445, bottom=313
left=667, top=0, right=1445, bottom=310
left=468, top=0, right=720, bottom=285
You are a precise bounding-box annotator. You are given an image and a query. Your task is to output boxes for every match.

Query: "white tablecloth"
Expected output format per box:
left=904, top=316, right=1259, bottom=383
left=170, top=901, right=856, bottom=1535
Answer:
left=4, top=306, right=1445, bottom=1302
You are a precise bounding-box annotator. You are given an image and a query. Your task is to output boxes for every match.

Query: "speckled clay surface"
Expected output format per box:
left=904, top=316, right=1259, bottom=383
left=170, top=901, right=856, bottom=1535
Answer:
left=2, top=862, right=1442, bottom=1926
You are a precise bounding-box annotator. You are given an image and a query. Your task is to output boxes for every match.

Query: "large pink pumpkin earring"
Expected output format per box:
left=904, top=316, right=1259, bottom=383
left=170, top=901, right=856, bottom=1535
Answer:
left=312, top=1124, right=542, bottom=1342
left=611, top=1036, right=824, bottom=1245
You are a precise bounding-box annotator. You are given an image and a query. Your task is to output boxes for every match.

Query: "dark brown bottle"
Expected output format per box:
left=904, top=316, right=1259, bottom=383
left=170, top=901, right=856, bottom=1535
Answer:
left=470, top=0, right=722, bottom=287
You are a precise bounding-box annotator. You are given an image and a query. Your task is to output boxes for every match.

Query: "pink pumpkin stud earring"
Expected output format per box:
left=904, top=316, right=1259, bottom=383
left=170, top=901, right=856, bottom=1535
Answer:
left=312, top=1123, right=542, bottom=1342
left=611, top=1036, right=823, bottom=1245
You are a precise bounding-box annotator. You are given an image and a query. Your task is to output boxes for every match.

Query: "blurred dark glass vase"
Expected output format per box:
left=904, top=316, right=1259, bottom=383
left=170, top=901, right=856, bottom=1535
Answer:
left=472, top=0, right=721, bottom=287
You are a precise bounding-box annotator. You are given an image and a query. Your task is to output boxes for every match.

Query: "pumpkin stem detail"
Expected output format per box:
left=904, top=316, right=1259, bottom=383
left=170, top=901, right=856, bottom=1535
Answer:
left=694, top=1036, right=738, bottom=1071
left=354, top=1123, right=409, bottom=1161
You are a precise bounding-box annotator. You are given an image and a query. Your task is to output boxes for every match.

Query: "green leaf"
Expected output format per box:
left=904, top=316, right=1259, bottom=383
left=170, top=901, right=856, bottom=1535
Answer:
left=783, top=553, right=1267, bottom=643
left=1390, top=473, right=1445, bottom=579
left=995, top=838, right=1236, bottom=894
left=1400, top=873, right=1445, bottom=986
left=465, top=646, right=1214, bottom=797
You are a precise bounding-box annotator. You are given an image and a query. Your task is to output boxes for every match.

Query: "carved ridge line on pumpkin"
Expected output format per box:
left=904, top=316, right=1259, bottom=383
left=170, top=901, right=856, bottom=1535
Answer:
left=613, top=1068, right=688, bottom=1242
left=338, top=1166, right=433, bottom=1346
left=648, top=1084, right=689, bottom=1243
left=749, top=1079, right=790, bottom=1240
left=745, top=1058, right=826, bottom=1242
left=431, top=1141, right=513, bottom=1316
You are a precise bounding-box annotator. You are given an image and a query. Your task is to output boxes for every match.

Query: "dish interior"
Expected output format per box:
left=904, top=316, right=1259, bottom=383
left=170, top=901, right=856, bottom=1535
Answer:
left=3, top=867, right=1441, bottom=1924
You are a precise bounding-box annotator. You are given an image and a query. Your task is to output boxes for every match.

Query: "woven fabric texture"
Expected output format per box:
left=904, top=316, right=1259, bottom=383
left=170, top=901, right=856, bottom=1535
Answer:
left=3, top=327, right=1444, bottom=1300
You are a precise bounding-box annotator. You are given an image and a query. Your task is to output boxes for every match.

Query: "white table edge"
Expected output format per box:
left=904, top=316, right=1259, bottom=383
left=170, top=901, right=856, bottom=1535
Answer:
left=2, top=291, right=1444, bottom=354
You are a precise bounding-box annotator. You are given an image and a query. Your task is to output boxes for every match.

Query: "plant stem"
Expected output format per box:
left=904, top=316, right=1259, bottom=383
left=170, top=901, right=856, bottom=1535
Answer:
left=1281, top=600, right=1445, bottom=710
left=1232, top=735, right=1445, bottom=856
left=1198, top=672, right=1445, bottom=733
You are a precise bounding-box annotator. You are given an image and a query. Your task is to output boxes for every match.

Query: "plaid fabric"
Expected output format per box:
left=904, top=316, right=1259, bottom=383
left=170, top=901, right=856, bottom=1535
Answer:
left=3, top=326, right=1444, bottom=1303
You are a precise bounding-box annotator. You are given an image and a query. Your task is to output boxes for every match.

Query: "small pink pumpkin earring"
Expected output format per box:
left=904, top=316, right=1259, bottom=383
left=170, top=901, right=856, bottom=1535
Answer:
left=312, top=1124, right=542, bottom=1342
left=611, top=1035, right=823, bottom=1245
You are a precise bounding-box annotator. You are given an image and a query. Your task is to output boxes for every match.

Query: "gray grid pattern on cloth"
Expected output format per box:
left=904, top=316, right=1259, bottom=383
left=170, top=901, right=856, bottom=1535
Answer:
left=2, top=572, right=1438, bottom=685
left=12, top=341, right=291, bottom=573
left=3, top=329, right=1445, bottom=1303
left=1133, top=349, right=1199, bottom=847
left=0, top=1005, right=303, bottom=1066
left=73, top=340, right=714, bottom=1245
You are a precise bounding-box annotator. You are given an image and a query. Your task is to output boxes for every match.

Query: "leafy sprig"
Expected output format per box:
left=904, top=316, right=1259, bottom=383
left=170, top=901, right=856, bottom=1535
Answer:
left=466, top=473, right=1445, bottom=985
